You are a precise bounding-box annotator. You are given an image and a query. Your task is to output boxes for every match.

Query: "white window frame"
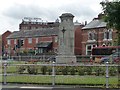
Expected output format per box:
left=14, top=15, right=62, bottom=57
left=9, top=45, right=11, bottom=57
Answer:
left=103, top=29, right=112, bottom=40
left=88, top=31, right=96, bottom=42
left=36, top=38, right=38, bottom=43
left=86, top=44, right=96, bottom=55
left=108, top=29, right=112, bottom=40
left=14, top=39, right=17, bottom=44
left=7, top=39, right=10, bottom=45
left=28, top=38, right=32, bottom=44
left=55, top=36, right=58, bottom=42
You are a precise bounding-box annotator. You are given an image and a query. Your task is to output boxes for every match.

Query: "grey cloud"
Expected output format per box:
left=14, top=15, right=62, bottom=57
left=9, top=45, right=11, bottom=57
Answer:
left=2, top=2, right=100, bottom=23
left=58, top=2, right=98, bottom=21
left=2, top=4, right=60, bottom=22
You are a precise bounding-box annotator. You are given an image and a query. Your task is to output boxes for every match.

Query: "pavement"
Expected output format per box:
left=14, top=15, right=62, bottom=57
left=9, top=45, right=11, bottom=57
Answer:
left=1, top=84, right=120, bottom=90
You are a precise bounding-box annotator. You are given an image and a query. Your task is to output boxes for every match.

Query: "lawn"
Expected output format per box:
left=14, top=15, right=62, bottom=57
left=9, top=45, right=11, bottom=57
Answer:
left=1, top=75, right=118, bottom=88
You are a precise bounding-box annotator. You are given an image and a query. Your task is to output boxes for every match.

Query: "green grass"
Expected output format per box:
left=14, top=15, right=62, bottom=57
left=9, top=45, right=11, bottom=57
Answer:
left=2, top=75, right=118, bottom=86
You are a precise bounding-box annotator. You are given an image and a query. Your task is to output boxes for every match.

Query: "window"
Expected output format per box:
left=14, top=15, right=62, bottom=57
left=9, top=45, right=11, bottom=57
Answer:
left=28, top=38, right=32, bottom=44
left=38, top=48, right=43, bottom=53
left=88, top=31, right=96, bottom=41
left=14, top=39, right=17, bottom=44
left=55, top=36, right=58, bottom=42
left=86, top=44, right=96, bottom=55
left=36, top=38, right=38, bottom=43
left=104, top=29, right=112, bottom=40
left=7, top=40, right=10, bottom=45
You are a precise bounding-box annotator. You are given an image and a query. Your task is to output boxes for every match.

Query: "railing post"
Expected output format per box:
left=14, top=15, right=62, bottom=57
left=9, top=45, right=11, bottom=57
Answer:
left=52, top=61, right=55, bottom=86
left=3, top=62, right=7, bottom=85
left=106, top=62, right=109, bottom=88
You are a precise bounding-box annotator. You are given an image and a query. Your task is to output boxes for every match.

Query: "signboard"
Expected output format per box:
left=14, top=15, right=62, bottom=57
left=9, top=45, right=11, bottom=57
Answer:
left=23, top=17, right=41, bottom=22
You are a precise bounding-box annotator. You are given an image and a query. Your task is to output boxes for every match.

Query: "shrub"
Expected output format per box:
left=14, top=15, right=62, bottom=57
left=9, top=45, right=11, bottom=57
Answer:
left=27, top=66, right=38, bottom=74
left=48, top=67, right=52, bottom=75
left=95, top=68, right=101, bottom=76
left=69, top=67, right=76, bottom=75
left=62, top=67, right=69, bottom=75
left=109, top=67, right=117, bottom=76
left=78, top=67, right=85, bottom=76
left=85, top=67, right=92, bottom=75
left=56, top=67, right=61, bottom=75
left=94, top=67, right=105, bottom=76
left=18, top=66, right=26, bottom=74
left=41, top=66, right=47, bottom=75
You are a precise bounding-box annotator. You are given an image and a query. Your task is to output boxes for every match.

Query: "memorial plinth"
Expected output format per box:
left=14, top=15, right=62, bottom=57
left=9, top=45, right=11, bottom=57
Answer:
left=56, top=13, right=76, bottom=63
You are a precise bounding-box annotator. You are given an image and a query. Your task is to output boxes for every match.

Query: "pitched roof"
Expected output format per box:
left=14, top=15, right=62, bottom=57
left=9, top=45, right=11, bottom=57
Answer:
left=82, top=19, right=106, bottom=30
left=7, top=28, right=59, bottom=39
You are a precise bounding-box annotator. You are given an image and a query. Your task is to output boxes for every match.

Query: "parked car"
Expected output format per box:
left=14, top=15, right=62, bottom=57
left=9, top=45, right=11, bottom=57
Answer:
left=101, top=52, right=120, bottom=63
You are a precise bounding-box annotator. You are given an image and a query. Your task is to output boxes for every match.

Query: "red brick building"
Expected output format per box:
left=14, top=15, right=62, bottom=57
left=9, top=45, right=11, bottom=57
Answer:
left=2, top=31, right=12, bottom=56
left=81, top=14, right=117, bottom=55
left=0, top=35, right=2, bottom=56
left=5, top=19, right=83, bottom=56
left=74, top=22, right=84, bottom=55
left=19, top=18, right=59, bottom=31
left=2, top=14, right=118, bottom=57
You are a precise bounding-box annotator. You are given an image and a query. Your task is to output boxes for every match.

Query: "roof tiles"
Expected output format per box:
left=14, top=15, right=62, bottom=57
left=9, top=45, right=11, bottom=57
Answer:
left=82, top=19, right=106, bottom=30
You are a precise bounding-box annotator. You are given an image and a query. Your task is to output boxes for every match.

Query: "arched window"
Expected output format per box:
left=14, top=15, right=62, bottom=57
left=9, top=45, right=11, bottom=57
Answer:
left=103, top=29, right=112, bottom=40
left=88, top=31, right=96, bottom=40
left=109, top=29, right=112, bottom=40
left=88, top=32, right=93, bottom=40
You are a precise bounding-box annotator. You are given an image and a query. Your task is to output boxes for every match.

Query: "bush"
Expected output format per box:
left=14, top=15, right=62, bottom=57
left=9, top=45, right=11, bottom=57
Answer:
left=109, top=67, right=117, bottom=76
left=84, top=67, right=92, bottom=75
left=62, top=67, right=69, bottom=75
left=48, top=67, right=52, bottom=75
left=69, top=67, right=76, bottom=75
left=18, top=66, right=26, bottom=74
left=27, top=66, right=38, bottom=74
left=95, top=68, right=101, bottom=76
left=41, top=66, right=47, bottom=75
left=94, top=67, right=105, bottom=76
left=56, top=67, right=61, bottom=75
left=78, top=67, right=85, bottom=76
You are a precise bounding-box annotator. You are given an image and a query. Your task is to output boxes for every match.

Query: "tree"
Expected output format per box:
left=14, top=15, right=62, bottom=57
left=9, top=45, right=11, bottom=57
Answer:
left=100, top=0, right=120, bottom=45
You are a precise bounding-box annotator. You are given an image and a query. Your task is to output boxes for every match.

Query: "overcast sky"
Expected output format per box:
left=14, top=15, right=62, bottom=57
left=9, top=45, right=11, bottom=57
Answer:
left=0, top=0, right=106, bottom=34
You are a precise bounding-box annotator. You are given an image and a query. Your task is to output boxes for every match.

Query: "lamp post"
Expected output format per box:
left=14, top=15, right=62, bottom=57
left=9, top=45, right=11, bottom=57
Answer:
left=106, top=62, right=109, bottom=88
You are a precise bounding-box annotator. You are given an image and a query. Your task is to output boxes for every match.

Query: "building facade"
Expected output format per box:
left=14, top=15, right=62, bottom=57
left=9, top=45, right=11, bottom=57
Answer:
left=81, top=14, right=117, bottom=55
left=0, top=35, right=2, bottom=56
left=4, top=16, right=83, bottom=56
left=2, top=31, right=12, bottom=56
left=3, top=13, right=117, bottom=57
left=19, top=18, right=59, bottom=31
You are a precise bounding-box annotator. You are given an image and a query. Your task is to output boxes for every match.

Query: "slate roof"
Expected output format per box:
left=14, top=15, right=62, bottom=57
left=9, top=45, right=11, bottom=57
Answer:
left=82, top=19, right=106, bottom=30
left=7, top=28, right=59, bottom=39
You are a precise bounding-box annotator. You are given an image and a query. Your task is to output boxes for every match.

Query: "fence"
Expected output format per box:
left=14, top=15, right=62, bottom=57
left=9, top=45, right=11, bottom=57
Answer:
left=1, top=58, right=120, bottom=89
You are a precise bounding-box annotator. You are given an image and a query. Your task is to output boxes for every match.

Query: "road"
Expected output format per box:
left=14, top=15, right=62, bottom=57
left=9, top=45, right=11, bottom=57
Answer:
left=1, top=86, right=120, bottom=90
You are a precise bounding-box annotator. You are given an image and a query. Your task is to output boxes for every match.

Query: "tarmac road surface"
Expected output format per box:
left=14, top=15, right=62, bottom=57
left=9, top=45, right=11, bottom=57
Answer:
left=1, top=86, right=120, bottom=90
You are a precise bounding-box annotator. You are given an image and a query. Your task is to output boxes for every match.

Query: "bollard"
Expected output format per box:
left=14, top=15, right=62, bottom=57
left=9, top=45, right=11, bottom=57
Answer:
left=3, top=62, right=7, bottom=85
left=52, top=61, right=55, bottom=86
left=106, top=62, right=109, bottom=88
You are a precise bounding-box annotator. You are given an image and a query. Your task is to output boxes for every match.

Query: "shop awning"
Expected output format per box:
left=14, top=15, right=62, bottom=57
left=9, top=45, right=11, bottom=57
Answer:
left=36, top=42, right=52, bottom=48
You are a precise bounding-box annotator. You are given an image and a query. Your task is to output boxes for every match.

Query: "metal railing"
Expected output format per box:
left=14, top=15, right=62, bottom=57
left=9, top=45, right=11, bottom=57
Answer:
left=1, top=59, right=119, bottom=89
